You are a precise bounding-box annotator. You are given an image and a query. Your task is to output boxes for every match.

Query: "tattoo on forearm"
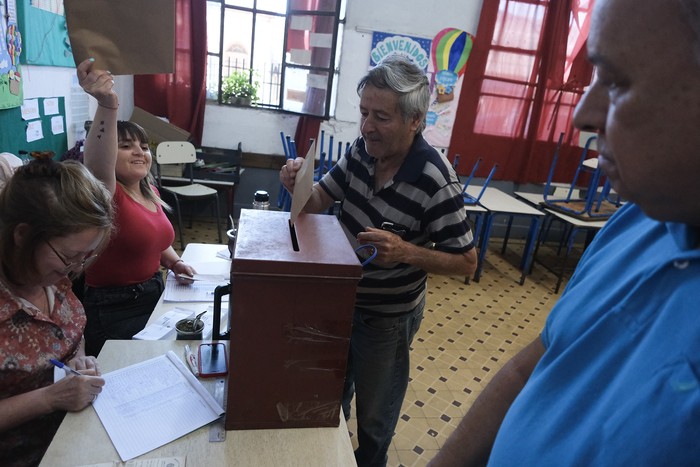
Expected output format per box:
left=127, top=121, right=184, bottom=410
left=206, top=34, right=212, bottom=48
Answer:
left=96, top=120, right=106, bottom=140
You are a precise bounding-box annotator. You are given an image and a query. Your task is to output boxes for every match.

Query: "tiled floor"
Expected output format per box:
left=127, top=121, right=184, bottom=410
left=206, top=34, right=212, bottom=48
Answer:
left=175, top=217, right=574, bottom=467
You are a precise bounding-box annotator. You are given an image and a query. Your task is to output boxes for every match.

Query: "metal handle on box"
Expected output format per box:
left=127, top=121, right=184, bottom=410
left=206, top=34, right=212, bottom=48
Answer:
left=213, top=284, right=231, bottom=340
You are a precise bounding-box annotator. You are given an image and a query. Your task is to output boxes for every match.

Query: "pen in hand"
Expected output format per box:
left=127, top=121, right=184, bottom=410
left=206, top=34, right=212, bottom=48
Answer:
left=49, top=358, right=82, bottom=376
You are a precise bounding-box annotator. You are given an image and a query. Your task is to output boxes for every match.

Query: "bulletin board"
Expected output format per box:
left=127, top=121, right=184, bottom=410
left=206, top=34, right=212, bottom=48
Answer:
left=17, top=0, right=74, bottom=67
left=0, top=97, right=67, bottom=159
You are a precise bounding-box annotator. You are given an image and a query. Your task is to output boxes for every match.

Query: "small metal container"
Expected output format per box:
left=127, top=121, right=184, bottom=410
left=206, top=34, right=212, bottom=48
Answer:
left=175, top=318, right=204, bottom=340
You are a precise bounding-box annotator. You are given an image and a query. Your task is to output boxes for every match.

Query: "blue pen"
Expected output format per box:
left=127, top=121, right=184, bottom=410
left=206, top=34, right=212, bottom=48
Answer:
left=49, top=359, right=82, bottom=376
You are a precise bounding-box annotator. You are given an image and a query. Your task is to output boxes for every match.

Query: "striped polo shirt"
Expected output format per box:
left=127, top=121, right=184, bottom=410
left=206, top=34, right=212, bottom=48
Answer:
left=319, top=134, right=475, bottom=315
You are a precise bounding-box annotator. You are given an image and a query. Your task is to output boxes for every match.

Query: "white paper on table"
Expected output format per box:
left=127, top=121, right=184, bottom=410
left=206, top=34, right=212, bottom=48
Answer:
left=132, top=308, right=195, bottom=340
left=131, top=305, right=227, bottom=341
left=76, top=459, right=186, bottom=467
left=163, top=280, right=228, bottom=302
left=290, top=141, right=316, bottom=226
left=125, top=457, right=186, bottom=467
left=92, top=351, right=224, bottom=461
left=163, top=267, right=229, bottom=302
left=199, top=304, right=229, bottom=341
left=185, top=261, right=230, bottom=277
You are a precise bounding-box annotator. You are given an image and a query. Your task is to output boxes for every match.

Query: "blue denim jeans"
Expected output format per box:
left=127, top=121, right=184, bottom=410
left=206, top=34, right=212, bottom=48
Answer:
left=83, top=272, right=164, bottom=356
left=342, top=298, right=425, bottom=467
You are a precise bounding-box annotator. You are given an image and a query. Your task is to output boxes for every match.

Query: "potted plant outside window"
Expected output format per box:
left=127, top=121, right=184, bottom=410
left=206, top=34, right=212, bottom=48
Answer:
left=221, top=70, right=260, bottom=106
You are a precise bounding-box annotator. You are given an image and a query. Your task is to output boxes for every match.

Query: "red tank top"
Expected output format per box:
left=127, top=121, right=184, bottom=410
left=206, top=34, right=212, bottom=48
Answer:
left=85, top=185, right=174, bottom=287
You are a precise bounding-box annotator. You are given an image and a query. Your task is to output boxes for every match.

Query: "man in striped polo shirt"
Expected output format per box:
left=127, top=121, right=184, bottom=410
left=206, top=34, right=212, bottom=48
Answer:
left=281, top=55, right=478, bottom=467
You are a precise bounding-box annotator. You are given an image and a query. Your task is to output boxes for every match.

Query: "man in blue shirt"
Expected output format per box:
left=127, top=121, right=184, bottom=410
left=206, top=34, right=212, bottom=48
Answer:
left=429, top=0, right=700, bottom=465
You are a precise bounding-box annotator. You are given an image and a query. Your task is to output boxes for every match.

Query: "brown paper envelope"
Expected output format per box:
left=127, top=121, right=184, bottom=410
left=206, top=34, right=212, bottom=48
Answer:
left=65, top=0, right=175, bottom=75
left=290, top=141, right=317, bottom=226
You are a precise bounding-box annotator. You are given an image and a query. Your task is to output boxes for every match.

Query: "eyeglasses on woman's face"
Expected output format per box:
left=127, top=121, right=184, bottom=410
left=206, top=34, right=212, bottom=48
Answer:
left=45, top=239, right=99, bottom=273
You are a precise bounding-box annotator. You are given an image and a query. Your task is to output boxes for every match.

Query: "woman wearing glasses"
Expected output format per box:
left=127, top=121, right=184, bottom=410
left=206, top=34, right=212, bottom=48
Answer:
left=76, top=59, right=196, bottom=356
left=0, top=159, right=113, bottom=465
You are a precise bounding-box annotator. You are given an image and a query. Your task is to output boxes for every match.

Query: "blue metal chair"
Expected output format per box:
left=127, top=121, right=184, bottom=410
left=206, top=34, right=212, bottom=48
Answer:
left=542, top=133, right=621, bottom=219
left=461, top=157, right=498, bottom=205
left=315, top=130, right=349, bottom=182
left=279, top=129, right=350, bottom=213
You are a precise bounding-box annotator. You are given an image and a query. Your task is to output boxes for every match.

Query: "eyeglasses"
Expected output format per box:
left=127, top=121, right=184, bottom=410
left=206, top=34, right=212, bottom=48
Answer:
left=45, top=240, right=99, bottom=273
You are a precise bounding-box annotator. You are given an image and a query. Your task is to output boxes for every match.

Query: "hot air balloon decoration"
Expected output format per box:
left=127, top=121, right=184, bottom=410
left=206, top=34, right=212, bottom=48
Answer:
left=7, top=23, right=22, bottom=68
left=431, top=28, right=474, bottom=103
left=5, top=23, right=22, bottom=97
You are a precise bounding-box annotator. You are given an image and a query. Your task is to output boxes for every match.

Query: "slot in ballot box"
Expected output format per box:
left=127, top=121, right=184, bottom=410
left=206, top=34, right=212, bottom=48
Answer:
left=226, top=209, right=362, bottom=430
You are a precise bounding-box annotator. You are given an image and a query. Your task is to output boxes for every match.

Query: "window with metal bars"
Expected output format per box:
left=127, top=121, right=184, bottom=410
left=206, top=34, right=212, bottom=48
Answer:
left=206, top=0, right=346, bottom=118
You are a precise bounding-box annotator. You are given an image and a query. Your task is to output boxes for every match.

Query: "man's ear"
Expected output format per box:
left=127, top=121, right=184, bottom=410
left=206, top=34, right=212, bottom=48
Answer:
left=410, top=113, right=423, bottom=133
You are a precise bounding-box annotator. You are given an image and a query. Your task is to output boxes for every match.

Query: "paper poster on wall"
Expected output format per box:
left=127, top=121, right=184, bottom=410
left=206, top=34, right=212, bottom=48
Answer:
left=51, top=115, right=64, bottom=135
left=0, top=96, right=67, bottom=158
left=20, top=98, right=39, bottom=120
left=423, top=29, right=474, bottom=150
left=369, top=31, right=431, bottom=72
left=43, top=97, right=59, bottom=115
left=0, top=0, right=24, bottom=109
left=26, top=119, right=43, bottom=142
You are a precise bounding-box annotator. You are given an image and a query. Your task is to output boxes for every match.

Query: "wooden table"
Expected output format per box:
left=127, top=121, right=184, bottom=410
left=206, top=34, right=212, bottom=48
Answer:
left=40, top=340, right=357, bottom=467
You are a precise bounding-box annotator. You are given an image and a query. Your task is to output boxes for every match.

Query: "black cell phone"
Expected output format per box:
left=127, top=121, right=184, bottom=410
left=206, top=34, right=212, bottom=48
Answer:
left=381, top=221, right=407, bottom=237
left=198, top=342, right=228, bottom=377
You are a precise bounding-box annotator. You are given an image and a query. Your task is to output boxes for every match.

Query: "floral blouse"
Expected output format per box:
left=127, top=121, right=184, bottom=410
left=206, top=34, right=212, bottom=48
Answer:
left=0, top=276, right=85, bottom=466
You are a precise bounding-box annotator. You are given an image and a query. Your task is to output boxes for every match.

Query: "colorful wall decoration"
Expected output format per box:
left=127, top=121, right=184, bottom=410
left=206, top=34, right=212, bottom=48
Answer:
left=370, top=31, right=431, bottom=72
left=0, top=0, right=23, bottom=109
left=423, top=28, right=475, bottom=150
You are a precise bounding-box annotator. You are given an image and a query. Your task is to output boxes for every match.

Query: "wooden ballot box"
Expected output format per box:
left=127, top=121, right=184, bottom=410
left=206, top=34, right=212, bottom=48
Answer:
left=226, top=209, right=362, bottom=430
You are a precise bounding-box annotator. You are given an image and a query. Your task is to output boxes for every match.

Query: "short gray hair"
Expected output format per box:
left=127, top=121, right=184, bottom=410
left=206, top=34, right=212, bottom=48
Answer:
left=357, top=55, right=430, bottom=133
